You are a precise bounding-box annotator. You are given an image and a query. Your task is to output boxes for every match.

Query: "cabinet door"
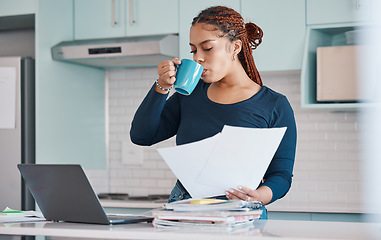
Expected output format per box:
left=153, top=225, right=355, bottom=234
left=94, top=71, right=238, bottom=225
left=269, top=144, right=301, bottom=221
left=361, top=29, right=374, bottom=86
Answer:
left=125, top=0, right=178, bottom=36
left=38, top=0, right=106, bottom=169
left=307, top=0, right=372, bottom=25
left=74, top=0, right=125, bottom=40
left=179, top=0, right=241, bottom=60
left=241, top=0, right=305, bottom=72
left=0, top=0, right=36, bottom=17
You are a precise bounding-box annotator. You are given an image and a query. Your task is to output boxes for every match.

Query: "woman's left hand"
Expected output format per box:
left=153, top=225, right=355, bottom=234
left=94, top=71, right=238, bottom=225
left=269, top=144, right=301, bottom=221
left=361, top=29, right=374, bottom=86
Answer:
left=225, top=185, right=260, bottom=202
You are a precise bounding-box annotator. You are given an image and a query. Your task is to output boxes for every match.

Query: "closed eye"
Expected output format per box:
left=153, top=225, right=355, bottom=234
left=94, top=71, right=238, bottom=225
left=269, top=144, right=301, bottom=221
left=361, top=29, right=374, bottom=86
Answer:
left=190, top=47, right=213, bottom=54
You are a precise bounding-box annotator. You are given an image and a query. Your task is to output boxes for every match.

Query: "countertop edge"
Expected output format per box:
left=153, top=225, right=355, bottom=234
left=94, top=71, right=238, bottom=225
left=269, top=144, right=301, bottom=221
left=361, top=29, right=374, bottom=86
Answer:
left=100, top=199, right=368, bottom=214
left=266, top=205, right=366, bottom=214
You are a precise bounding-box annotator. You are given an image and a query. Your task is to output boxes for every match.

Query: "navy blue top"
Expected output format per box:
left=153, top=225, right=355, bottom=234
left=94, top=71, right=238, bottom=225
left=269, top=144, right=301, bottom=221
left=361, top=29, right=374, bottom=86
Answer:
left=130, top=80, right=297, bottom=203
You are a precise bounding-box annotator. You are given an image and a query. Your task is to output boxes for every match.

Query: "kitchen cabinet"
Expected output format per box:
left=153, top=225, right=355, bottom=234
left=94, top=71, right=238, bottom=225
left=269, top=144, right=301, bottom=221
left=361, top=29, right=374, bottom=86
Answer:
left=241, top=0, right=305, bottom=72
left=178, top=0, right=241, bottom=60
left=301, top=0, right=376, bottom=109
left=300, top=22, right=371, bottom=110
left=179, top=0, right=305, bottom=72
left=124, top=0, right=178, bottom=37
left=74, top=0, right=125, bottom=39
left=0, top=0, right=36, bottom=17
left=306, top=0, right=372, bottom=25
left=37, top=0, right=106, bottom=169
left=74, top=0, right=178, bottom=40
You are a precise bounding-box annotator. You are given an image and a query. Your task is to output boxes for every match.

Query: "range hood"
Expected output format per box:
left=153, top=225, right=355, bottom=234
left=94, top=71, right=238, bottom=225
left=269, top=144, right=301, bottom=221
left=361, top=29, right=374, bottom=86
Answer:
left=51, top=34, right=178, bottom=69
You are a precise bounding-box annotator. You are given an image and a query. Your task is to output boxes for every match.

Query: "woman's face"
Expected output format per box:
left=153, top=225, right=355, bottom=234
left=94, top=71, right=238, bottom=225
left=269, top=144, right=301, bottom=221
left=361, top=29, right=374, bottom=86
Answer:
left=189, top=23, right=235, bottom=83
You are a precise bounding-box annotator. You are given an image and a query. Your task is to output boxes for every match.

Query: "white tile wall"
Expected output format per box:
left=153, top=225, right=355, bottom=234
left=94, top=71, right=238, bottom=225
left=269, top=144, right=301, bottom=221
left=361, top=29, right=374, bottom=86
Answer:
left=107, top=68, right=177, bottom=197
left=88, top=68, right=364, bottom=213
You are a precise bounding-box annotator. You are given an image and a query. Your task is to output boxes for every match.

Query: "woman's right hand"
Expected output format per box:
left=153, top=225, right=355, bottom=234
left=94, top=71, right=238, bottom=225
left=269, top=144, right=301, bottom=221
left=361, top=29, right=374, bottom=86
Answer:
left=156, top=58, right=181, bottom=93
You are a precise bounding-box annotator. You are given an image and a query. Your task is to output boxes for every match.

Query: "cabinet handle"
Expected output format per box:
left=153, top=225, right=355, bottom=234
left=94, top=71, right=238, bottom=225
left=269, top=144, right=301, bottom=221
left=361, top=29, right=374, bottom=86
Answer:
left=129, top=0, right=135, bottom=25
left=356, top=0, right=360, bottom=9
left=111, top=0, right=117, bottom=27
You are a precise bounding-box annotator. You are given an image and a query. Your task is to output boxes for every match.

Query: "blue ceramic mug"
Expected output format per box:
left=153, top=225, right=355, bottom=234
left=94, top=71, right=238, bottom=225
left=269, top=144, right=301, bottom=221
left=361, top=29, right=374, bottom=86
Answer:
left=174, top=59, right=204, bottom=95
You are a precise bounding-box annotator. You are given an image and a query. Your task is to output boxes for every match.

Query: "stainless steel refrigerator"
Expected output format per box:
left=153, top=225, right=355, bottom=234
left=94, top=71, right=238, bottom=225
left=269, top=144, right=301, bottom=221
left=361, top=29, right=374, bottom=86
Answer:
left=0, top=56, right=35, bottom=211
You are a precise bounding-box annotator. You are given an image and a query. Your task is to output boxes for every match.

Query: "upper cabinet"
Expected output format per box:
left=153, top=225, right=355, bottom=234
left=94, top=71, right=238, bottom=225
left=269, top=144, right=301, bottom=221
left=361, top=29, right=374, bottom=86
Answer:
left=125, top=0, right=178, bottom=37
left=301, top=0, right=377, bottom=110
left=74, top=0, right=178, bottom=40
left=306, top=0, right=372, bottom=25
left=241, top=0, right=305, bottom=72
left=0, top=0, right=36, bottom=17
left=178, top=0, right=241, bottom=60
left=74, top=0, right=125, bottom=39
left=36, top=0, right=107, bottom=169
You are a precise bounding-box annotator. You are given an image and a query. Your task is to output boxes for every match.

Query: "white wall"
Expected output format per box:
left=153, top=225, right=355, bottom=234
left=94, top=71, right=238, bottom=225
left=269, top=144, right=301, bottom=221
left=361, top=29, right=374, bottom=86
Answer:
left=106, top=68, right=177, bottom=196
left=262, top=71, right=362, bottom=213
left=85, top=68, right=364, bottom=213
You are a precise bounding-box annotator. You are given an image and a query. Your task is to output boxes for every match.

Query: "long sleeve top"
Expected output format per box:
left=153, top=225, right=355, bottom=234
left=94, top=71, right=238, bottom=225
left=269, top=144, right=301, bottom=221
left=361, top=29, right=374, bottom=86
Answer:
left=130, top=80, right=297, bottom=203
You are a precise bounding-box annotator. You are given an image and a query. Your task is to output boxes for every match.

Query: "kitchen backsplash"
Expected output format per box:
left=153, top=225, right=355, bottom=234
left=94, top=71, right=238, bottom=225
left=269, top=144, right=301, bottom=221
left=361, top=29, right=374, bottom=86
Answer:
left=86, top=67, right=363, bottom=213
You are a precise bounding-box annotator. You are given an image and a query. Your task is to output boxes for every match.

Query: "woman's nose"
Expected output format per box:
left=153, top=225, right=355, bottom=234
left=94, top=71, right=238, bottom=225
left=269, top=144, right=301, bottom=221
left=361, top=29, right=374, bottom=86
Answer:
left=193, top=53, right=204, bottom=64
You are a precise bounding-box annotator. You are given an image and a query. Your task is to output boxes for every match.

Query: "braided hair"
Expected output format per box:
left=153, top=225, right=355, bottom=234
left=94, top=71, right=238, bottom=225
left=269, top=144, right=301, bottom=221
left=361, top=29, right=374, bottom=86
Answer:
left=192, top=6, right=263, bottom=86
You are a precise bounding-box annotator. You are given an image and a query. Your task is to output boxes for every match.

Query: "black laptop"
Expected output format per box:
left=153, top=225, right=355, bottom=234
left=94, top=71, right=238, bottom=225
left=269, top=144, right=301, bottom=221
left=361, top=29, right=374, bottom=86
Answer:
left=18, top=164, right=153, bottom=225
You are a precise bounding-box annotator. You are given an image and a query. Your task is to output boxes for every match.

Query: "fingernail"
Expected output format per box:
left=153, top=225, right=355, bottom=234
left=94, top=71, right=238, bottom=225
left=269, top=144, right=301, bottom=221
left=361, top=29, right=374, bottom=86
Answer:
left=238, top=185, right=243, bottom=190
left=225, top=191, right=230, bottom=195
left=229, top=189, right=235, bottom=193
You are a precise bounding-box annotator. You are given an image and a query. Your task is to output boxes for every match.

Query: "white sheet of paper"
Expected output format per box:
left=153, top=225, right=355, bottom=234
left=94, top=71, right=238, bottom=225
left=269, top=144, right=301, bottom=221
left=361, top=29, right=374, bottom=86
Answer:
left=195, top=126, right=287, bottom=191
left=0, top=67, right=17, bottom=129
left=157, top=133, right=225, bottom=198
left=157, top=126, right=286, bottom=199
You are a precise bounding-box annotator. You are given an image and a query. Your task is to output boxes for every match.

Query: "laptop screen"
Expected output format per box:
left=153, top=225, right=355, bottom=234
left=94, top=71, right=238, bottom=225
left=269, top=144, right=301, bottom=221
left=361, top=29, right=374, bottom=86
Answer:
left=18, top=164, right=111, bottom=224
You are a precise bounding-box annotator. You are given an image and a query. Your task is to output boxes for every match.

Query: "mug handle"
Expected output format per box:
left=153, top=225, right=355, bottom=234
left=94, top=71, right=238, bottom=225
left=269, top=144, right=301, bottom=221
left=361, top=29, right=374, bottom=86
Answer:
left=172, top=60, right=180, bottom=69
left=172, top=60, right=181, bottom=78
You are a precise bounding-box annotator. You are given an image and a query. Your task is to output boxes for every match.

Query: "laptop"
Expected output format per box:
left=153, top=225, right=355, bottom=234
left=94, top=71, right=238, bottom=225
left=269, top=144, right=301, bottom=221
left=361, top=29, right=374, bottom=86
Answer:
left=18, top=164, right=154, bottom=225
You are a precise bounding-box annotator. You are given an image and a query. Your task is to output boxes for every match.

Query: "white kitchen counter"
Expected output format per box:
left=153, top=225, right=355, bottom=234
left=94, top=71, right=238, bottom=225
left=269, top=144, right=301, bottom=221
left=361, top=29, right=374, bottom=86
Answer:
left=0, top=219, right=380, bottom=239
left=100, top=199, right=365, bottom=215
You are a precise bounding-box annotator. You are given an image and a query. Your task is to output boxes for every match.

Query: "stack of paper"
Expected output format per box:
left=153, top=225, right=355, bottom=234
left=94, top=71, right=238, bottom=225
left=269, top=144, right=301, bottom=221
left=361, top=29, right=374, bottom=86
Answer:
left=0, top=207, right=46, bottom=223
left=152, top=198, right=262, bottom=230
left=157, top=126, right=287, bottom=198
left=164, top=198, right=262, bottom=212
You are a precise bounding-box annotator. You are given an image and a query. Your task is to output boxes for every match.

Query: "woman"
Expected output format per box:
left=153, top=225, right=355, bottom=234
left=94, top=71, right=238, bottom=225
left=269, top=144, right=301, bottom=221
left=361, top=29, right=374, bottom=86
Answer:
left=130, top=6, right=297, bottom=219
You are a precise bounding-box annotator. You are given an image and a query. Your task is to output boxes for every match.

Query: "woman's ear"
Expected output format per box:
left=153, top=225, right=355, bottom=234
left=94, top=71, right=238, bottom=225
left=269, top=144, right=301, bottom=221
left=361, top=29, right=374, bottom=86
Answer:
left=232, top=39, right=242, bottom=58
left=230, top=39, right=242, bottom=60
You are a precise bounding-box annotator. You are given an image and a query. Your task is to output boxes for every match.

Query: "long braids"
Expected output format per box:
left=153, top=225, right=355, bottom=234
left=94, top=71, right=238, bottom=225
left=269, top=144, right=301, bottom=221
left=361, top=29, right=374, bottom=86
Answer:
left=192, top=6, right=263, bottom=86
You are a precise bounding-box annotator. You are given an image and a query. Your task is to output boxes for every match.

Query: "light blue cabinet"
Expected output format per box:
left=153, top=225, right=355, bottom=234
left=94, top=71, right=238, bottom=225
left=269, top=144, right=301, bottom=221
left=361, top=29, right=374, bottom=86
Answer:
left=74, top=0, right=178, bottom=40
left=241, top=0, right=305, bottom=72
left=0, top=0, right=36, bottom=17
left=178, top=0, right=241, bottom=60
left=268, top=211, right=364, bottom=222
left=306, top=0, right=372, bottom=25
left=301, top=0, right=375, bottom=110
left=125, top=0, right=178, bottom=37
left=301, top=23, right=363, bottom=110
left=74, top=0, right=126, bottom=39
left=37, top=0, right=106, bottom=169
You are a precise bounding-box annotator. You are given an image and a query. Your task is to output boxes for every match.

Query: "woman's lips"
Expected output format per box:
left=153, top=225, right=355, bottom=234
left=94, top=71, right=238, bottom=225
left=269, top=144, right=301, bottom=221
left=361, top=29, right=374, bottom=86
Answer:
left=202, top=69, right=207, bottom=76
